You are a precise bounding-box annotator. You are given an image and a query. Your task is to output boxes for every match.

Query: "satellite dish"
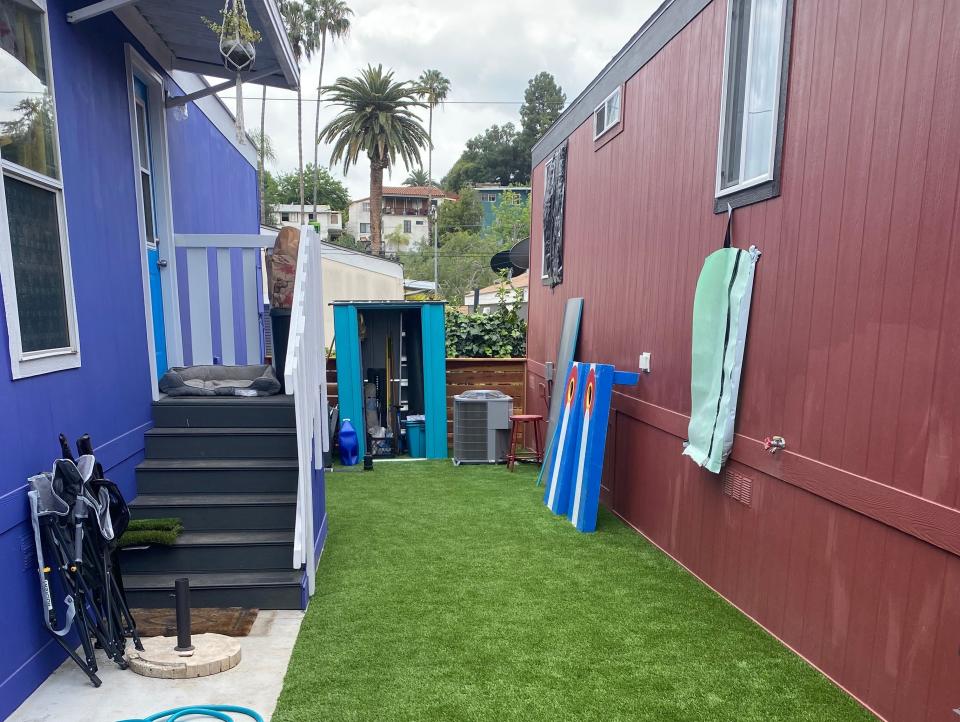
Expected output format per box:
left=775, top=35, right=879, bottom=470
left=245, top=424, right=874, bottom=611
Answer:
left=509, top=237, right=530, bottom=271
left=490, top=250, right=515, bottom=274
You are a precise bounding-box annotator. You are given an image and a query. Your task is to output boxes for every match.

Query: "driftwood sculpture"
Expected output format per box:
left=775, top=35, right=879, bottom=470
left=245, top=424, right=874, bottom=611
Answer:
left=268, top=226, right=300, bottom=309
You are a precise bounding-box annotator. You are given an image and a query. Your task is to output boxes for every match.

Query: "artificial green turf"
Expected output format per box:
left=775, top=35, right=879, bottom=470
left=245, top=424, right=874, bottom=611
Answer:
left=118, top=517, right=183, bottom=547
left=274, top=461, right=872, bottom=722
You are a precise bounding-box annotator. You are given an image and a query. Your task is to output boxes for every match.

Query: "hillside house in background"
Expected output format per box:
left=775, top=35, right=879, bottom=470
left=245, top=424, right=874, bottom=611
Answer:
left=275, top=203, right=343, bottom=236
left=345, top=186, right=456, bottom=252
left=463, top=272, right=528, bottom=319
left=526, top=1, right=960, bottom=720
left=473, top=184, right=531, bottom=234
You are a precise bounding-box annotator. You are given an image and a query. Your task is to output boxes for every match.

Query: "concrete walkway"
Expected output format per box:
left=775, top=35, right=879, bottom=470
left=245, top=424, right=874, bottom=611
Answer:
left=10, top=610, right=303, bottom=722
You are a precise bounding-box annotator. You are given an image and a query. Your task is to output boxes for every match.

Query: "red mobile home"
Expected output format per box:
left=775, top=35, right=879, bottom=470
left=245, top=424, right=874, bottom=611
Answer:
left=527, top=0, right=960, bottom=719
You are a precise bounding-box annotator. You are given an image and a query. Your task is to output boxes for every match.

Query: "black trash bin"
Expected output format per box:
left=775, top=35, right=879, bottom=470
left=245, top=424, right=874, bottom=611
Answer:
left=270, top=308, right=291, bottom=393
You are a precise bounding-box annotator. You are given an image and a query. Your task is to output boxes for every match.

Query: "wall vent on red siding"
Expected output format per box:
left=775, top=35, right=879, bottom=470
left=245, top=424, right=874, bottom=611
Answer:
left=723, top=468, right=752, bottom=507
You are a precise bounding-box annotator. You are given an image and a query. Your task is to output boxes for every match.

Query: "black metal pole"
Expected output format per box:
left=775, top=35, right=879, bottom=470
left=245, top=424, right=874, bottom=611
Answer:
left=174, top=577, right=194, bottom=652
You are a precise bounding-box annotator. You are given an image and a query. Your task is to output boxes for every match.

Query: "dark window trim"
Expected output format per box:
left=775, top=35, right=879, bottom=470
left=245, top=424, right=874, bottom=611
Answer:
left=713, top=0, right=795, bottom=214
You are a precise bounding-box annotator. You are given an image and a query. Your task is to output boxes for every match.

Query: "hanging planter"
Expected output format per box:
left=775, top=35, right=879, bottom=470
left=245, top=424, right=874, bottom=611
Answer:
left=221, top=38, right=257, bottom=71
left=203, top=0, right=261, bottom=143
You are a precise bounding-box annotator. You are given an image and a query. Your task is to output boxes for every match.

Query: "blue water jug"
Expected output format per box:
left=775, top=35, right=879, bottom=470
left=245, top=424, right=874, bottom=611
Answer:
left=338, top=419, right=360, bottom=466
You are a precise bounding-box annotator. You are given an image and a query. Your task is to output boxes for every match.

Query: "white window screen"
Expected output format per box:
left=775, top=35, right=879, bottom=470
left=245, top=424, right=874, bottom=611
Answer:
left=592, top=87, right=621, bottom=139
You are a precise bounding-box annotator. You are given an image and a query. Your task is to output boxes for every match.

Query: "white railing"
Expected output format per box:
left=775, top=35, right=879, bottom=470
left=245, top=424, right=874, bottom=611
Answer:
left=173, top=234, right=267, bottom=366
left=284, top=225, right=329, bottom=595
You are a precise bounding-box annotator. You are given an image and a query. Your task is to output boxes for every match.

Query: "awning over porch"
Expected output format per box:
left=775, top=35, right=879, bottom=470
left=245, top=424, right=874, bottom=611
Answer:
left=66, top=0, right=298, bottom=91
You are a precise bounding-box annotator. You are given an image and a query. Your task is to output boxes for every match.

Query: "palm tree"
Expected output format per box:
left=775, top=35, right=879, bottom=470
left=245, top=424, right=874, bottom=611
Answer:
left=416, top=69, right=450, bottom=290
left=320, top=65, right=429, bottom=256
left=250, top=128, right=276, bottom=223
left=280, top=0, right=319, bottom=217
left=308, top=0, right=352, bottom=218
left=403, top=168, right=434, bottom=187
left=257, top=87, right=269, bottom=222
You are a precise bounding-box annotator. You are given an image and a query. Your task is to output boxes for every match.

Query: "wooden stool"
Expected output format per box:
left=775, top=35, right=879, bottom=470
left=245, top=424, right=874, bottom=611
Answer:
left=507, top=414, right=544, bottom=471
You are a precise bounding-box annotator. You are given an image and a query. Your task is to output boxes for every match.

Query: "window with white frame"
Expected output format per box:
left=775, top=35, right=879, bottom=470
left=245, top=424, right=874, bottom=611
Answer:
left=362, top=201, right=370, bottom=212
left=403, top=220, right=412, bottom=233
left=716, top=0, right=788, bottom=196
left=0, top=0, right=80, bottom=379
left=133, top=89, right=158, bottom=246
left=359, top=223, right=370, bottom=234
left=592, top=87, right=621, bottom=139
left=480, top=192, right=497, bottom=203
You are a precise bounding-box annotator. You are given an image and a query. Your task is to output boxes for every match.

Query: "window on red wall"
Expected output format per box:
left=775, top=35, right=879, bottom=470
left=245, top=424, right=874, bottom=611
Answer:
left=715, top=0, right=791, bottom=205
left=593, top=87, right=621, bottom=139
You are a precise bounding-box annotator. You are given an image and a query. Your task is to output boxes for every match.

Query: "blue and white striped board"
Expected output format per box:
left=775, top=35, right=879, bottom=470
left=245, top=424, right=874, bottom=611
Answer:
left=567, top=366, right=639, bottom=532
left=543, top=362, right=586, bottom=516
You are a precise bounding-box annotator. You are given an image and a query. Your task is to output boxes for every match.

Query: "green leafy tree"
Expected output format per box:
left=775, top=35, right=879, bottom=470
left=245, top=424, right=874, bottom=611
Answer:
left=280, top=0, right=320, bottom=215
left=274, top=163, right=350, bottom=209
left=437, top=186, right=483, bottom=235
left=442, top=123, right=524, bottom=190
left=320, top=64, right=429, bottom=255
left=442, top=72, right=565, bottom=189
left=400, top=230, right=497, bottom=302
left=328, top=232, right=368, bottom=253
left=486, top=190, right=531, bottom=244
left=308, top=0, right=352, bottom=217
left=261, top=169, right=282, bottom=225
left=517, top=71, right=565, bottom=155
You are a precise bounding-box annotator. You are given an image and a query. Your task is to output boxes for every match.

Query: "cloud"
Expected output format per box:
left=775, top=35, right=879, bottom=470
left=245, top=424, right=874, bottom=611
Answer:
left=230, top=0, right=660, bottom=201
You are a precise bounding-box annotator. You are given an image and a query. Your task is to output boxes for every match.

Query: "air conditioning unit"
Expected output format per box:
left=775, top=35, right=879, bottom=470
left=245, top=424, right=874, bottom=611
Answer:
left=453, top=390, right=513, bottom=465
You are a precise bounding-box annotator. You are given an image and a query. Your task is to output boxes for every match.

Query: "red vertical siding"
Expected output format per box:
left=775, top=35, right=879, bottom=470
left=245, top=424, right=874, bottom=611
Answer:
left=526, top=1, right=960, bottom=719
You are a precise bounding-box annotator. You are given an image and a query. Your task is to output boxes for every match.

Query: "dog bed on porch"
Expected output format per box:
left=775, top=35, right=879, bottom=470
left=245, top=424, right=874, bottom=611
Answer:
left=159, top=364, right=282, bottom=397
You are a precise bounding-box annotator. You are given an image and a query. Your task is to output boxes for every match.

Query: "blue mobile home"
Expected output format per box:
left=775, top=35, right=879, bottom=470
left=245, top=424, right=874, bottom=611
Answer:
left=475, top=185, right=531, bottom=233
left=0, top=0, right=298, bottom=714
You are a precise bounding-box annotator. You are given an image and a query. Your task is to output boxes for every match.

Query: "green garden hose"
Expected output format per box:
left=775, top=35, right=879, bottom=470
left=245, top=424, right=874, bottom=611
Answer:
left=118, top=704, right=263, bottom=722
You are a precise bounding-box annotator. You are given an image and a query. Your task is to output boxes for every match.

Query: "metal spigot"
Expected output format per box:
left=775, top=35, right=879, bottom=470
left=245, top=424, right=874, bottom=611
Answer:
left=763, top=435, right=786, bottom=453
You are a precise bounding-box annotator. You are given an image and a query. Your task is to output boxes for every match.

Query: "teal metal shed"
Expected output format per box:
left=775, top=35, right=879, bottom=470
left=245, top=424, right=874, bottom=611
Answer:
left=332, top=301, right=448, bottom=460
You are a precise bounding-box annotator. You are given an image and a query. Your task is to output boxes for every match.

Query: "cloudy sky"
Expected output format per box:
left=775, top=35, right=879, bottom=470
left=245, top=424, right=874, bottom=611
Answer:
left=228, top=0, right=660, bottom=200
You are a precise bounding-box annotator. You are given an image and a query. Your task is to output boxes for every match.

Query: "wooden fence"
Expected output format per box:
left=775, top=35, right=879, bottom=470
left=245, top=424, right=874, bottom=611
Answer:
left=445, top=358, right=526, bottom=445
left=325, top=357, right=527, bottom=447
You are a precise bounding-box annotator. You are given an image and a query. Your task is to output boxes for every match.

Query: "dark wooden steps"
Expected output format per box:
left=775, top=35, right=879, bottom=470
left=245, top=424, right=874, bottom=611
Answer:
left=135, top=458, right=298, bottom=494
left=144, top=427, right=297, bottom=459
left=121, top=530, right=293, bottom=574
left=123, top=396, right=303, bottom=609
left=124, top=570, right=303, bottom=610
left=127, top=493, right=296, bottom=530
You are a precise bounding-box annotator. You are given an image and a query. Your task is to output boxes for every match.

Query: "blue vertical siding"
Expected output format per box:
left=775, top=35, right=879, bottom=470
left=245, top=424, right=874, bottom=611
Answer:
left=0, top=0, right=260, bottom=714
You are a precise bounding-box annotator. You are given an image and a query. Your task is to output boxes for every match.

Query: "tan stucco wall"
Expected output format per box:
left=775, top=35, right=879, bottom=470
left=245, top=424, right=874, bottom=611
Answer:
left=321, top=259, right=404, bottom=347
